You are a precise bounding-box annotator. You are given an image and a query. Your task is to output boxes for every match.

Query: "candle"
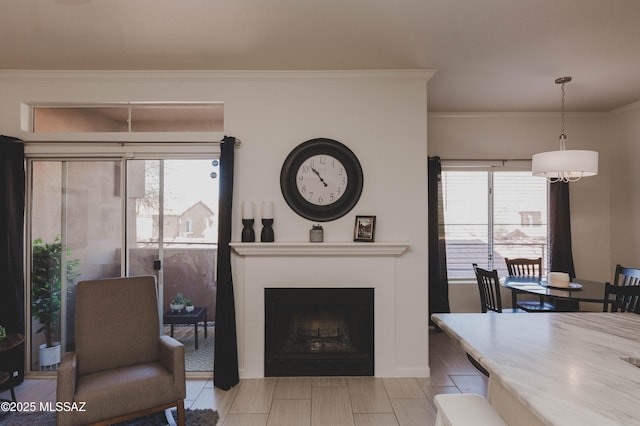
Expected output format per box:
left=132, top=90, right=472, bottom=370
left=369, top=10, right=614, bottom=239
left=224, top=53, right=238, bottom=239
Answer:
left=242, top=201, right=254, bottom=219
left=261, top=201, right=274, bottom=219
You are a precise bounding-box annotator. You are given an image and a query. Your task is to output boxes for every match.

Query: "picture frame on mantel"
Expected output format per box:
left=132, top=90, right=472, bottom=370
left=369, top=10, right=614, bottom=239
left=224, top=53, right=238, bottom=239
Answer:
left=354, top=215, right=376, bottom=242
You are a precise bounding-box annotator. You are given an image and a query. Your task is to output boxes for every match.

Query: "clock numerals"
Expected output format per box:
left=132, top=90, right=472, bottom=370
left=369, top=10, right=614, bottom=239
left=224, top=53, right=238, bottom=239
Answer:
left=281, top=138, right=363, bottom=221
left=295, top=154, right=348, bottom=206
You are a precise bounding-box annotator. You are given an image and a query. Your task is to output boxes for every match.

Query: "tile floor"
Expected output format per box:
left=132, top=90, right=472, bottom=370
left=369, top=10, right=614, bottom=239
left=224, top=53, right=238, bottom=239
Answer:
left=1, top=328, right=487, bottom=426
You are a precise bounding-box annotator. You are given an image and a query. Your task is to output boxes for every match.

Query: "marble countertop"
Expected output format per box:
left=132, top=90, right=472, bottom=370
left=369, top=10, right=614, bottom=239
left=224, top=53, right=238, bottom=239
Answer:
left=432, top=312, right=640, bottom=426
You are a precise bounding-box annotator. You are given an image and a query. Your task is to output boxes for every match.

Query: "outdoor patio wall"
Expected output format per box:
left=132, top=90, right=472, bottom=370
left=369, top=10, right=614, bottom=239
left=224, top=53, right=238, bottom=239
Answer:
left=0, top=70, right=433, bottom=378
left=428, top=113, right=611, bottom=312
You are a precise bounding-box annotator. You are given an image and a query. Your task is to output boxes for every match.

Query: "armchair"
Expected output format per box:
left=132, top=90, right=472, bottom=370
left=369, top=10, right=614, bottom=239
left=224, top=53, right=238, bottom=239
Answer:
left=56, top=276, right=185, bottom=426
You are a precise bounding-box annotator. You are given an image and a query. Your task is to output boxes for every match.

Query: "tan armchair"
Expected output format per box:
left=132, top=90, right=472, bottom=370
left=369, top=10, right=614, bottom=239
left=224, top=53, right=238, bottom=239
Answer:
left=56, top=276, right=186, bottom=426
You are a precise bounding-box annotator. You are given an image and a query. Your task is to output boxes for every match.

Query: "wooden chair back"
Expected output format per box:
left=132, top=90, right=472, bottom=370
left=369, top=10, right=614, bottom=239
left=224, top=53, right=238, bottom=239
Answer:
left=473, top=263, right=504, bottom=313
left=505, top=257, right=542, bottom=279
left=613, top=264, right=640, bottom=287
left=603, top=282, right=640, bottom=313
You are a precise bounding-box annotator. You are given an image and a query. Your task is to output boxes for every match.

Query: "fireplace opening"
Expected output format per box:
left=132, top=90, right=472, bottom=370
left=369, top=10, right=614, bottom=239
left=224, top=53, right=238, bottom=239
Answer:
left=265, top=288, right=374, bottom=376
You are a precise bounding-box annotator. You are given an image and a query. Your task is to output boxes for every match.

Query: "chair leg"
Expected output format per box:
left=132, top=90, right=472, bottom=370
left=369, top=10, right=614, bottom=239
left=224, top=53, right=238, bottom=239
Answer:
left=164, top=401, right=185, bottom=426
left=177, top=400, right=185, bottom=426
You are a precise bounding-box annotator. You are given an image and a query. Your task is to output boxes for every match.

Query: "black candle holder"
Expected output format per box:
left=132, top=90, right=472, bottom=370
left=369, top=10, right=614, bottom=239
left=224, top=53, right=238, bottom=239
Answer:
left=261, top=218, right=274, bottom=242
left=241, top=219, right=255, bottom=242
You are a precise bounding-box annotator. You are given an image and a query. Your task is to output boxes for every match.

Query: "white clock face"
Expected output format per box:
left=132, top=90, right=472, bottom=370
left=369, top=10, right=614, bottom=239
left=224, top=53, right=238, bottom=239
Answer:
left=295, top=154, right=348, bottom=206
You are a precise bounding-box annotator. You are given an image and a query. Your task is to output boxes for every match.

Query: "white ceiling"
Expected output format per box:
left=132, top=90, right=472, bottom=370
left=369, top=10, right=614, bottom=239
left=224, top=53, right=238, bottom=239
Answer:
left=2, top=0, right=640, bottom=112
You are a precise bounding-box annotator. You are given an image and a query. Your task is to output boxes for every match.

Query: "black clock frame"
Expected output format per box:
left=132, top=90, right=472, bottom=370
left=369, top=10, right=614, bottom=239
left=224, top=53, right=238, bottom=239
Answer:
left=280, top=138, right=364, bottom=222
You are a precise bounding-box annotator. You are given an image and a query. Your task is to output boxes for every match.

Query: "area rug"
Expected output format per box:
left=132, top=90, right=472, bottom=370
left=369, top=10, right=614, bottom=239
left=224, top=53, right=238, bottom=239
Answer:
left=0, top=408, right=219, bottom=426
left=164, top=323, right=215, bottom=372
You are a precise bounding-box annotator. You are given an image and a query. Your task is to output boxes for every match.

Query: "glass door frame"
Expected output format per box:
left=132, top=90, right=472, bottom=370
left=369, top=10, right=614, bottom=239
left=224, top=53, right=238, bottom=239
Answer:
left=24, top=142, right=222, bottom=376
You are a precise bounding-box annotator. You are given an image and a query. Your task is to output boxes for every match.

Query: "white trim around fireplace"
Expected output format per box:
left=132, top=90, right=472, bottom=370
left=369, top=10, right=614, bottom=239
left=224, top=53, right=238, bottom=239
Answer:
left=230, top=241, right=427, bottom=379
left=230, top=241, right=409, bottom=256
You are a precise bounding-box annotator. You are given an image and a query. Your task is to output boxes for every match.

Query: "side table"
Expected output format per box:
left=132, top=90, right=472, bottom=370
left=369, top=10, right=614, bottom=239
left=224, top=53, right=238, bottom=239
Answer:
left=0, top=333, right=24, bottom=403
left=163, top=307, right=207, bottom=350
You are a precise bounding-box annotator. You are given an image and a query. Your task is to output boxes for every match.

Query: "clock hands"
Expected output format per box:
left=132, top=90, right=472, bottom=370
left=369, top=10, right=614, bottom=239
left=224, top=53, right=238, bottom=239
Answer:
left=310, top=167, right=328, bottom=187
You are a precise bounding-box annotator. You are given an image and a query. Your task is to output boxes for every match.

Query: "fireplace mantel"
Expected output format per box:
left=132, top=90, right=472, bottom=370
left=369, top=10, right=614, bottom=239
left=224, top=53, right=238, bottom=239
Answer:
left=230, top=241, right=409, bottom=257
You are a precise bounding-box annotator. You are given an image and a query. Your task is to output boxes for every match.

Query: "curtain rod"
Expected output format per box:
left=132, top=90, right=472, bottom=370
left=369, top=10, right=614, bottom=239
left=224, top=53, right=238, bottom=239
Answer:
left=23, top=139, right=241, bottom=146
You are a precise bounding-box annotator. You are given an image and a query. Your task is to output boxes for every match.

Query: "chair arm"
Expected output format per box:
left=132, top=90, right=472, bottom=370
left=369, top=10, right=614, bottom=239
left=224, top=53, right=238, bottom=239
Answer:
left=57, top=352, right=78, bottom=403
left=160, top=335, right=186, bottom=394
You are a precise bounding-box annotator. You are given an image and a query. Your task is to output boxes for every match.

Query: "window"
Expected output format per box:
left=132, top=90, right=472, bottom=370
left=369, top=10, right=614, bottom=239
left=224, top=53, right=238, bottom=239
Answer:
left=32, top=103, right=224, bottom=133
left=442, top=170, right=548, bottom=281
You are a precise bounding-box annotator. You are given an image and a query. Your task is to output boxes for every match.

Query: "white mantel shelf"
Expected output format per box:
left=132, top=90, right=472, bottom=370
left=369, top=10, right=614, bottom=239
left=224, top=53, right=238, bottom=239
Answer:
left=229, top=242, right=410, bottom=256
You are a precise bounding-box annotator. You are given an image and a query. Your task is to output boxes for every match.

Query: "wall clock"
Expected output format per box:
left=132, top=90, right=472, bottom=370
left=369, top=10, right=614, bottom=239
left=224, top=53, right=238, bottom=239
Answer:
left=280, top=138, right=364, bottom=222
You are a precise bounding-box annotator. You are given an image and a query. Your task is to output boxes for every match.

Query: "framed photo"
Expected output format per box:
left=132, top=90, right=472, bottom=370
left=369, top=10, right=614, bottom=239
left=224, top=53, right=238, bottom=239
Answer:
left=354, top=215, right=376, bottom=242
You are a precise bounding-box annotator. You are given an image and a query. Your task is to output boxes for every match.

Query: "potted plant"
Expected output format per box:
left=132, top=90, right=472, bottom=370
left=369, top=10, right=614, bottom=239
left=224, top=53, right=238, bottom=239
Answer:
left=170, top=294, right=186, bottom=311
left=31, top=236, right=79, bottom=369
left=184, top=298, right=194, bottom=313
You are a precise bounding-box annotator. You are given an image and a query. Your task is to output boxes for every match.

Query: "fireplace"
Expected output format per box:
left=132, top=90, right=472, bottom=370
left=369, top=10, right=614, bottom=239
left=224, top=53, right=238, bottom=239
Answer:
left=264, top=287, right=374, bottom=376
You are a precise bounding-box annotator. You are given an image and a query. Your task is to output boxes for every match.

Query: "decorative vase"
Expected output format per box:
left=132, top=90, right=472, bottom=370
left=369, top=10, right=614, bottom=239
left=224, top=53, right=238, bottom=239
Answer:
left=39, top=342, right=61, bottom=370
left=170, top=303, right=185, bottom=312
left=261, top=218, right=274, bottom=242
left=310, top=225, right=324, bottom=242
left=242, top=218, right=255, bottom=242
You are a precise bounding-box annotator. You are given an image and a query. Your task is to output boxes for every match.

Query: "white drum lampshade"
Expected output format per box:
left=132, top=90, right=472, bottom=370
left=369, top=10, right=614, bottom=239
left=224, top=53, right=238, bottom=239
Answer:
left=532, top=149, right=598, bottom=181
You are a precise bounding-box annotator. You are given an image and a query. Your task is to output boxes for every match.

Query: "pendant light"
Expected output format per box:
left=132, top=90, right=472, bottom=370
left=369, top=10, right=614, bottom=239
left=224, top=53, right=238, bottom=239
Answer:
left=531, top=77, right=598, bottom=183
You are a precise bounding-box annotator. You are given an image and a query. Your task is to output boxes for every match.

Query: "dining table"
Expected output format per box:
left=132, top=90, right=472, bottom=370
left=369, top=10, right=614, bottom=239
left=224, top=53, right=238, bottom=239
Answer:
left=431, top=312, right=640, bottom=426
left=501, top=276, right=609, bottom=310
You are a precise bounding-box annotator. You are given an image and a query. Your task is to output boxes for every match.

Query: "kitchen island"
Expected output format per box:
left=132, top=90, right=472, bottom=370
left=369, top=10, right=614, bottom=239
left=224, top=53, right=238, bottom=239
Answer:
left=431, top=312, right=640, bottom=426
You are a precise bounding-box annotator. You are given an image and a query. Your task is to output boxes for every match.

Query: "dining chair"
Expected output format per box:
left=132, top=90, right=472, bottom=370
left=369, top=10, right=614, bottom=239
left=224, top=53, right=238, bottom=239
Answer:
left=473, top=263, right=525, bottom=313
left=470, top=263, right=525, bottom=377
left=612, top=264, right=640, bottom=287
left=603, top=282, right=640, bottom=313
left=504, top=257, right=556, bottom=312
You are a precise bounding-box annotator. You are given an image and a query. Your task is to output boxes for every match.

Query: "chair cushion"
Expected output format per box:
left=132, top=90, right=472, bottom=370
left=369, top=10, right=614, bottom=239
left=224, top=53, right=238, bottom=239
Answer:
left=75, top=276, right=160, bottom=375
left=70, top=362, right=180, bottom=425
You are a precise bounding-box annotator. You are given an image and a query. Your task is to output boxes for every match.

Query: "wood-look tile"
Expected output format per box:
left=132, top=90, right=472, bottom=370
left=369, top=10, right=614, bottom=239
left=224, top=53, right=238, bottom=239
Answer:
left=416, top=368, right=455, bottom=387
left=311, top=386, right=354, bottom=426
left=189, top=384, right=238, bottom=419
left=449, top=374, right=488, bottom=396
left=347, top=377, right=393, bottom=413
left=312, top=376, right=348, bottom=387
left=221, top=413, right=269, bottom=426
left=420, top=385, right=461, bottom=407
left=274, top=377, right=313, bottom=399
left=185, top=378, right=208, bottom=401
left=229, top=378, right=277, bottom=413
left=12, top=329, right=487, bottom=426
left=382, top=378, right=426, bottom=399
left=354, top=413, right=400, bottom=426
left=429, top=329, right=479, bottom=375
left=267, top=399, right=311, bottom=426
left=390, top=398, right=437, bottom=426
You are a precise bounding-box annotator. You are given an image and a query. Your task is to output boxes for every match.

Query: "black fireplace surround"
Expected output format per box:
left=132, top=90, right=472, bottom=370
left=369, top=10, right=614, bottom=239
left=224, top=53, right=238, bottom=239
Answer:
left=265, top=287, right=374, bottom=376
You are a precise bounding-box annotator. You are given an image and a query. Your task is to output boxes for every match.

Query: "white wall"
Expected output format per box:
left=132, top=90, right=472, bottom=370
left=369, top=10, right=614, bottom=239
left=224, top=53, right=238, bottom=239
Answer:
left=428, top=113, right=611, bottom=312
left=0, top=70, right=433, bottom=377
left=609, top=102, right=640, bottom=268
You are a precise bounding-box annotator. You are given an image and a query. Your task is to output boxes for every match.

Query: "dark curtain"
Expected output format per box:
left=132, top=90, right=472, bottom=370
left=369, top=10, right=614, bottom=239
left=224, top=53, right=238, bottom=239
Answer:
left=0, top=135, right=25, bottom=335
left=428, top=156, right=450, bottom=324
left=549, top=182, right=576, bottom=278
left=213, top=136, right=240, bottom=390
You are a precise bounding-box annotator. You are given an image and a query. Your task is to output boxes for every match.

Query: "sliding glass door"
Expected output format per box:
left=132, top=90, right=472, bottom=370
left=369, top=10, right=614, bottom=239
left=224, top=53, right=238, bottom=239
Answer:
left=28, top=157, right=218, bottom=373
left=29, top=160, right=123, bottom=370
left=127, top=159, right=219, bottom=373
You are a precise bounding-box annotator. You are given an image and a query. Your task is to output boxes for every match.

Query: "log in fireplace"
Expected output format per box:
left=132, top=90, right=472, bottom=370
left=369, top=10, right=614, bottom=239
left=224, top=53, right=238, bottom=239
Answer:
left=264, top=287, right=374, bottom=376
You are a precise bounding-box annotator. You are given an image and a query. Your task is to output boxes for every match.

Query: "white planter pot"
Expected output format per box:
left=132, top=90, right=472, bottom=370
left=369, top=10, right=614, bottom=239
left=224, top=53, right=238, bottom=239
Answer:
left=185, top=305, right=194, bottom=313
left=170, top=303, right=185, bottom=311
left=39, top=342, right=61, bottom=370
